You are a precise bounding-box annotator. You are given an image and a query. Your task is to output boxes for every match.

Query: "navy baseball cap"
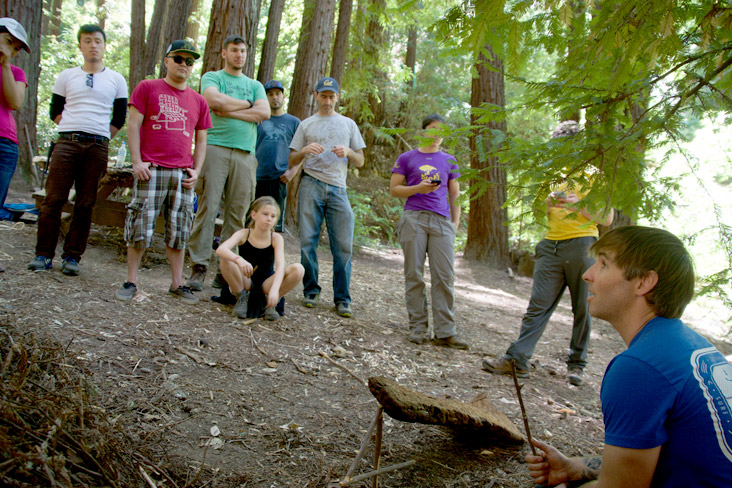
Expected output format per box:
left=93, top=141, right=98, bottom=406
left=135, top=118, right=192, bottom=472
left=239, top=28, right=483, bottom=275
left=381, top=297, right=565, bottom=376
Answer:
left=315, top=77, right=339, bottom=93
left=165, top=39, right=200, bottom=59
left=264, top=80, right=284, bottom=92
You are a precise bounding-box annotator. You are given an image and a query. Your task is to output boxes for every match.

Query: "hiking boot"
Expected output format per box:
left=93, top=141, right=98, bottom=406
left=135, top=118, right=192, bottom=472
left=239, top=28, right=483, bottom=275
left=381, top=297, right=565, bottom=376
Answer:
left=61, top=257, right=80, bottom=276
left=302, top=294, right=319, bottom=308
left=264, top=307, right=280, bottom=321
left=115, top=282, right=138, bottom=302
left=211, top=272, right=226, bottom=289
left=187, top=264, right=207, bottom=291
left=568, top=366, right=585, bottom=386
left=407, top=332, right=428, bottom=344
left=335, top=302, right=352, bottom=318
left=482, top=357, right=528, bottom=378
left=432, top=335, right=469, bottom=350
left=169, top=285, right=198, bottom=304
left=233, top=291, right=249, bottom=318
left=27, top=255, right=52, bottom=271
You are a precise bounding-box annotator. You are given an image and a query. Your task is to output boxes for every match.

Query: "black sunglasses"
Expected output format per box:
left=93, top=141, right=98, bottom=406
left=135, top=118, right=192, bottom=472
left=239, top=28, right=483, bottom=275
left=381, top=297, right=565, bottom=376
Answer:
left=167, top=55, right=195, bottom=66
left=86, top=73, right=93, bottom=88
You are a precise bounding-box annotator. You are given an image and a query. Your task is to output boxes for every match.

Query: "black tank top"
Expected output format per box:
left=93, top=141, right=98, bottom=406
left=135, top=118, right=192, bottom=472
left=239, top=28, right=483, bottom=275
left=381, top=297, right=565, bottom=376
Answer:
left=237, top=230, right=274, bottom=283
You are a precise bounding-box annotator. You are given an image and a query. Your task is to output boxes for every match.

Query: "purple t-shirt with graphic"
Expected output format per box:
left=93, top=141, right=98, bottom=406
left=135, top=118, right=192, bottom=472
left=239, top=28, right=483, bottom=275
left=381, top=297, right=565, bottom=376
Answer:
left=391, top=148, right=459, bottom=218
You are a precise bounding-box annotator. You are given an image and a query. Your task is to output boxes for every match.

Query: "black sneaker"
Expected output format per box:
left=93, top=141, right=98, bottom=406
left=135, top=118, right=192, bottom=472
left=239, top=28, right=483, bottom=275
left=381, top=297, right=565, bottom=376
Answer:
left=187, top=264, right=207, bottom=291
left=27, top=255, right=52, bottom=271
left=169, top=285, right=198, bottom=304
left=61, top=257, right=80, bottom=276
left=407, top=332, right=428, bottom=344
left=115, top=282, right=138, bottom=302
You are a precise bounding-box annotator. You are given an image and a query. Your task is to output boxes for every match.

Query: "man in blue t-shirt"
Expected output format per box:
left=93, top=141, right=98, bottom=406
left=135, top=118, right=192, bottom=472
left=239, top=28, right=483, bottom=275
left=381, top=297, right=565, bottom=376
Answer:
left=525, top=226, right=732, bottom=487
left=254, top=80, right=299, bottom=232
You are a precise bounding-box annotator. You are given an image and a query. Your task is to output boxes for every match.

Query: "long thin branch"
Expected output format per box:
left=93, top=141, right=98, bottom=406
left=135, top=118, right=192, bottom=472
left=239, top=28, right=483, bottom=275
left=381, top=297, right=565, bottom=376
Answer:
left=511, top=360, right=536, bottom=455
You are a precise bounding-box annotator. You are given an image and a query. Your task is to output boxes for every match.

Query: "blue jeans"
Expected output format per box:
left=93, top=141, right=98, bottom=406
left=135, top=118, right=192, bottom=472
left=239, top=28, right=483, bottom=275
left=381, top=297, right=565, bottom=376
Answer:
left=0, top=137, right=19, bottom=220
left=298, top=174, right=354, bottom=304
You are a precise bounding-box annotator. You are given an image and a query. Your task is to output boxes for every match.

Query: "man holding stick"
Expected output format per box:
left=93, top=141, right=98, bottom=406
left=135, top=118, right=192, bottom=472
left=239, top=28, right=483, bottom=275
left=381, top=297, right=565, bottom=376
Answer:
left=525, top=226, right=732, bottom=487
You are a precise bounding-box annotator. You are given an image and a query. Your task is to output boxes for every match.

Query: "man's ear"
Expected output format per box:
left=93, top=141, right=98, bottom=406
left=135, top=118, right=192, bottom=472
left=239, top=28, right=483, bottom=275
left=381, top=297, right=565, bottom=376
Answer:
left=635, top=270, right=659, bottom=297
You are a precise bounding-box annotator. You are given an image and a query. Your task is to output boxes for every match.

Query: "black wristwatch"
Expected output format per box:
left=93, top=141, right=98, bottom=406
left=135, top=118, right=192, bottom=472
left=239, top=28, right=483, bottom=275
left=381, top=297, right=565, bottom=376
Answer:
left=248, top=98, right=254, bottom=108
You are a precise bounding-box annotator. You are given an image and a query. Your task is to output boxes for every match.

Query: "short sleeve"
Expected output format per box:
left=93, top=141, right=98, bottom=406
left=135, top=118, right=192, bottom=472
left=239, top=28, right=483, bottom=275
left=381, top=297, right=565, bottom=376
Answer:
left=115, top=72, right=128, bottom=98
left=128, top=80, right=149, bottom=115
left=290, top=124, right=305, bottom=152
left=52, top=69, right=67, bottom=96
left=349, top=119, right=366, bottom=151
left=11, top=65, right=26, bottom=85
left=392, top=152, right=408, bottom=176
left=200, top=71, right=219, bottom=95
left=195, top=95, right=213, bottom=130
left=448, top=158, right=460, bottom=180
left=601, top=356, right=676, bottom=449
left=253, top=80, right=266, bottom=101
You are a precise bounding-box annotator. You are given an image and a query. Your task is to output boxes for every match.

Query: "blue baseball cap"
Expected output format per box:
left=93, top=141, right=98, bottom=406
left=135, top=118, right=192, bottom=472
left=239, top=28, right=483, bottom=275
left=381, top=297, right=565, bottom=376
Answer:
left=315, top=77, right=339, bottom=94
left=264, top=80, right=284, bottom=92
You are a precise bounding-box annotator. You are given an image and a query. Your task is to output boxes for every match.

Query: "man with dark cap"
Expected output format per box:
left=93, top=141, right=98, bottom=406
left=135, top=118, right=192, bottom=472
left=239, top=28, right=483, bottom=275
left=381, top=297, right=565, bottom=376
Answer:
left=288, top=77, right=365, bottom=318
left=254, top=80, right=300, bottom=232
left=115, top=40, right=211, bottom=304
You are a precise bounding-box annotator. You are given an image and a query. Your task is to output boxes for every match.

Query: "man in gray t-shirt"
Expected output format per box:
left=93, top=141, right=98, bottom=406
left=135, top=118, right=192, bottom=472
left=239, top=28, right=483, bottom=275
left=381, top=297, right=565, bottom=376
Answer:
left=288, top=76, right=365, bottom=318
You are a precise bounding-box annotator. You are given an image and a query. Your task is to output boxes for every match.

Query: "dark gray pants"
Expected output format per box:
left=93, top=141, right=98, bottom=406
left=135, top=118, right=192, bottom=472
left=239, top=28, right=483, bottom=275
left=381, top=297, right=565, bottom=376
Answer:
left=505, top=236, right=596, bottom=371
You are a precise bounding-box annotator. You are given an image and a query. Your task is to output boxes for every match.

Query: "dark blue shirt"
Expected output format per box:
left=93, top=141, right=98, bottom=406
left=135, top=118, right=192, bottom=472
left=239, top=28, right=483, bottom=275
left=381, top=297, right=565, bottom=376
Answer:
left=255, top=113, right=300, bottom=180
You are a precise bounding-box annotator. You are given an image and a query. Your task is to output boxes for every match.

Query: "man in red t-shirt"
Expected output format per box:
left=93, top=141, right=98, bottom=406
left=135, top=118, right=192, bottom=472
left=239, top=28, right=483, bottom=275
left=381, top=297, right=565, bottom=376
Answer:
left=115, top=40, right=212, bottom=304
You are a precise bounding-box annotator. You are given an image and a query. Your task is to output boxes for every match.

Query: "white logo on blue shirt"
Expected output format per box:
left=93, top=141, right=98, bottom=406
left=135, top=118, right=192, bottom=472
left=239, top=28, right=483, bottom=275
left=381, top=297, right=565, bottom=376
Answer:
left=692, top=347, right=732, bottom=462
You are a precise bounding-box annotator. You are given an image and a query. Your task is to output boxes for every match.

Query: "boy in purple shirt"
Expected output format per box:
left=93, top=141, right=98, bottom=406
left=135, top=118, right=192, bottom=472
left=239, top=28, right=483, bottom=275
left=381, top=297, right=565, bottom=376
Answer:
left=389, top=114, right=467, bottom=349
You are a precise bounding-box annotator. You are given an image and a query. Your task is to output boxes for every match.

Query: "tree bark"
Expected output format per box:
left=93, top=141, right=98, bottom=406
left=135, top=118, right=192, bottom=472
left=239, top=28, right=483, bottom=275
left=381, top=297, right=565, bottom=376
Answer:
left=129, top=0, right=146, bottom=92
left=185, top=0, right=203, bottom=41
left=329, top=0, right=353, bottom=86
left=143, top=0, right=169, bottom=81
left=2, top=0, right=43, bottom=189
left=256, top=0, right=285, bottom=84
left=158, top=0, right=195, bottom=78
left=404, top=25, right=417, bottom=89
left=96, top=0, right=106, bottom=29
left=464, top=48, right=510, bottom=266
left=202, top=0, right=262, bottom=78
left=48, top=0, right=63, bottom=37
left=288, top=0, right=336, bottom=120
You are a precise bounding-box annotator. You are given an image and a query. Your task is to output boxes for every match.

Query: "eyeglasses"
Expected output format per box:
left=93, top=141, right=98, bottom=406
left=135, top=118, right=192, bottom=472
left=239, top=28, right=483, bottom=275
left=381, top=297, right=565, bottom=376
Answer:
left=167, top=55, right=195, bottom=66
left=86, top=73, right=93, bottom=88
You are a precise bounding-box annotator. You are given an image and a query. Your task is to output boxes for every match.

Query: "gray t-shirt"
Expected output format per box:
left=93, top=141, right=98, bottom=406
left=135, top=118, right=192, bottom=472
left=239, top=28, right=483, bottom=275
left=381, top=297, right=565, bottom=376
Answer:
left=289, top=113, right=366, bottom=188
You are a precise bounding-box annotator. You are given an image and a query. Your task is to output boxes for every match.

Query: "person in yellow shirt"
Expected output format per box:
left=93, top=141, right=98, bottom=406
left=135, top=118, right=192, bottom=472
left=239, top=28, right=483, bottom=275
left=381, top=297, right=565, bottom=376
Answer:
left=482, top=121, right=613, bottom=386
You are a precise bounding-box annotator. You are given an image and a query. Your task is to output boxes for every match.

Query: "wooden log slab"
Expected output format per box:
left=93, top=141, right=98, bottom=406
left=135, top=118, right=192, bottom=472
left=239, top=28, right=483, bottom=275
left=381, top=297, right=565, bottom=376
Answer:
left=368, top=376, right=525, bottom=445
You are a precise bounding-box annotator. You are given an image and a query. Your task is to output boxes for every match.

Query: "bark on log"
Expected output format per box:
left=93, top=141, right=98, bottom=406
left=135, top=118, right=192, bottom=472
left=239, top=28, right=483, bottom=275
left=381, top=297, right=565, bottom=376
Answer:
left=368, top=376, right=525, bottom=445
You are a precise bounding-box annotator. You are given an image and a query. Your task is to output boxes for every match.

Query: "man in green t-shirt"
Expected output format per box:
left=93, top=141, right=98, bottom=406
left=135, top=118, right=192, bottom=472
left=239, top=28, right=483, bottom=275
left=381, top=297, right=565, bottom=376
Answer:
left=187, top=35, right=269, bottom=291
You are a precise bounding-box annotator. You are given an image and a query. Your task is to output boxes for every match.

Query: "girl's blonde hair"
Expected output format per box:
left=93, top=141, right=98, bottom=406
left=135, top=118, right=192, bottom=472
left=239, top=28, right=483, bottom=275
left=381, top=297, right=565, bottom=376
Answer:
left=247, top=196, right=281, bottom=228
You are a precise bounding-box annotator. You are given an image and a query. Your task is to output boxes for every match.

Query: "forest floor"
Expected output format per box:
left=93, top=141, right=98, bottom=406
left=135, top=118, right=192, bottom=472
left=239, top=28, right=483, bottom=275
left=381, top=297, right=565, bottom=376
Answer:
left=1, top=185, right=730, bottom=488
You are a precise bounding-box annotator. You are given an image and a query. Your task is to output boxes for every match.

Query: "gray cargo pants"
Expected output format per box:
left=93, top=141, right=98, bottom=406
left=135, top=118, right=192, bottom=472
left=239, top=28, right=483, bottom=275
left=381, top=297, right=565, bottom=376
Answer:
left=397, top=210, right=457, bottom=339
left=504, top=236, right=596, bottom=371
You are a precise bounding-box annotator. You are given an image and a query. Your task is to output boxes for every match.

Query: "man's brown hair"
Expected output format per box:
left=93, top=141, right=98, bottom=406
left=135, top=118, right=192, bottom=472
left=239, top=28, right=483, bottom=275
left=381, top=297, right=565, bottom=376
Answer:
left=590, top=226, right=695, bottom=319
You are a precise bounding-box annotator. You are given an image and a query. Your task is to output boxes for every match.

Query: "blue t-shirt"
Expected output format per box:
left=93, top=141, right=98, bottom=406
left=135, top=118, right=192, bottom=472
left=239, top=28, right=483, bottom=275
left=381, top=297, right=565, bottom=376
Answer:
left=255, top=113, right=300, bottom=180
left=601, top=317, right=732, bottom=487
left=391, top=148, right=459, bottom=219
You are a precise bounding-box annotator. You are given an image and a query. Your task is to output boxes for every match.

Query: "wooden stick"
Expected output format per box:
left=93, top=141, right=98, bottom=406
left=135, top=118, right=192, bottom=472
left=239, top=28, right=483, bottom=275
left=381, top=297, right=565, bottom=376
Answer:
left=342, top=406, right=382, bottom=485
left=511, top=360, right=537, bottom=455
left=345, top=460, right=416, bottom=485
left=319, top=352, right=366, bottom=386
left=372, top=407, right=383, bottom=488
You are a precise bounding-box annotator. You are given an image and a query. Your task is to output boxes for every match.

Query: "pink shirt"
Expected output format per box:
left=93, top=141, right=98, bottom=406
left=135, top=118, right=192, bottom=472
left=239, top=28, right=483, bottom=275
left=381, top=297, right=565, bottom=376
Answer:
left=129, top=79, right=212, bottom=168
left=0, top=65, right=27, bottom=144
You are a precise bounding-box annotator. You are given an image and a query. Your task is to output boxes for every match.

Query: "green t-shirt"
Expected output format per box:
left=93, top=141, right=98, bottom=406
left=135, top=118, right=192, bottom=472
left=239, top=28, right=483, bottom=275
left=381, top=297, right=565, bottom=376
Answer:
left=200, top=70, right=266, bottom=153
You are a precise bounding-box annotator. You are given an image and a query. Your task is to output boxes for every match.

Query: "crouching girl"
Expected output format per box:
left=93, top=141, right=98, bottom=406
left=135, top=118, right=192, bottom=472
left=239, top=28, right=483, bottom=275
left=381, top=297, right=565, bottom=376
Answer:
left=216, top=197, right=304, bottom=320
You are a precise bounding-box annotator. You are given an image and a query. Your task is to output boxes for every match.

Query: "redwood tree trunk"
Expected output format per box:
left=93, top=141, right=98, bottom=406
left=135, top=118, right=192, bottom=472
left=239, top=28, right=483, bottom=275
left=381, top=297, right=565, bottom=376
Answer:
left=129, top=0, right=146, bottom=92
left=329, top=0, right=353, bottom=85
left=288, top=0, right=336, bottom=120
left=3, top=0, right=42, bottom=188
left=48, top=0, right=63, bottom=37
left=158, top=0, right=194, bottom=78
left=256, top=0, right=285, bottom=84
left=359, top=0, right=387, bottom=174
left=143, top=0, right=169, bottom=80
left=464, top=48, right=510, bottom=266
left=404, top=25, right=417, bottom=89
left=96, top=0, right=107, bottom=29
left=202, top=0, right=261, bottom=78
left=185, top=0, right=203, bottom=41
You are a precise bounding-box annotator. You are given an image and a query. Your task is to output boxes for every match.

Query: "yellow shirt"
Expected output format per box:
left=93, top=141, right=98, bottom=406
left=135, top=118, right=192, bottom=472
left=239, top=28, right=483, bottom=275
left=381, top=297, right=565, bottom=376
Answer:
left=545, top=183, right=599, bottom=240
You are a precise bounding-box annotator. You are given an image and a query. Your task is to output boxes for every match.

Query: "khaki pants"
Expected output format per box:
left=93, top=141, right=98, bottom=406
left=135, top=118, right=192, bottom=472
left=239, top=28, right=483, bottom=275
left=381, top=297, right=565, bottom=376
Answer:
left=188, top=144, right=257, bottom=267
left=397, top=210, right=457, bottom=339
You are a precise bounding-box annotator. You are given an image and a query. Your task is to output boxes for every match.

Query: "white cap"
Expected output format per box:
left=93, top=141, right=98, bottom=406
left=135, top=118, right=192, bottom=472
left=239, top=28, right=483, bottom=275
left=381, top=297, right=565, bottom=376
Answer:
left=0, top=18, right=30, bottom=53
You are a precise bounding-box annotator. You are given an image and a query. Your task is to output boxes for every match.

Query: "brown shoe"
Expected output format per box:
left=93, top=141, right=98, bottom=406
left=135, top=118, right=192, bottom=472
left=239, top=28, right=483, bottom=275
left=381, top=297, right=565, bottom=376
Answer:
left=187, top=264, right=207, bottom=291
left=407, top=332, right=428, bottom=344
left=432, top=335, right=469, bottom=350
left=482, top=357, right=528, bottom=378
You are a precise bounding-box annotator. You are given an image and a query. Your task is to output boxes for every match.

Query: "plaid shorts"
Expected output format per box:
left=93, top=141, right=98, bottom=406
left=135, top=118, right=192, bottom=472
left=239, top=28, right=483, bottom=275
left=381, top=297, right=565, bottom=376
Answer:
left=124, top=166, right=194, bottom=249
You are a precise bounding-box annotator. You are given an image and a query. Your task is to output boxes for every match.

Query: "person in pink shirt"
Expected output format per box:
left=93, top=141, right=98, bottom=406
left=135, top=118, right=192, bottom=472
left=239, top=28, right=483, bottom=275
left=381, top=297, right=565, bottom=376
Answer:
left=115, top=40, right=212, bottom=305
left=0, top=18, right=29, bottom=223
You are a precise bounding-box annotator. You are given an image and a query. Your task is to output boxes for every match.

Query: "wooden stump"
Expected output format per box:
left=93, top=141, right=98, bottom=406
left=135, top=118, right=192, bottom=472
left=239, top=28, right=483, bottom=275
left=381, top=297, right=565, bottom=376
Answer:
left=368, top=376, right=525, bottom=445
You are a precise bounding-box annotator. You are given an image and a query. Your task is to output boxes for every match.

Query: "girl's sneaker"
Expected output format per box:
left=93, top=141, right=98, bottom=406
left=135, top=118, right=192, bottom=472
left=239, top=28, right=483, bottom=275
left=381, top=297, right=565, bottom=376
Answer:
left=264, top=307, right=280, bottom=321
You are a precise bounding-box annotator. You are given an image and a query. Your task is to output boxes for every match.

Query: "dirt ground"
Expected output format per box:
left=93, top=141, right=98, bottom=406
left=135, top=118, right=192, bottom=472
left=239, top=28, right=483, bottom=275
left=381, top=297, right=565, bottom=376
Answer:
left=1, top=196, right=730, bottom=487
